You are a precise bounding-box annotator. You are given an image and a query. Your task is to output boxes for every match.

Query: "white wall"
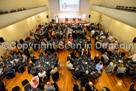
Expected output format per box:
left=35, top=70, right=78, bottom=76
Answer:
left=0, top=11, right=48, bottom=56
left=90, top=13, right=136, bottom=54
left=90, top=10, right=100, bottom=23
left=48, top=0, right=90, bottom=21
left=109, top=19, right=136, bottom=54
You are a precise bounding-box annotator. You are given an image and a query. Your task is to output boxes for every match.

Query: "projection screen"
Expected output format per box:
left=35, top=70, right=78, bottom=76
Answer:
left=60, top=0, right=80, bottom=11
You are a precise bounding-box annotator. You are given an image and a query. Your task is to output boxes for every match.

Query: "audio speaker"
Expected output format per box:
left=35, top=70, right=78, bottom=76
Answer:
left=73, top=18, right=76, bottom=21
left=47, top=15, right=49, bottom=18
left=52, top=19, right=55, bottom=22
left=0, top=37, right=5, bottom=43
left=89, top=15, right=91, bottom=18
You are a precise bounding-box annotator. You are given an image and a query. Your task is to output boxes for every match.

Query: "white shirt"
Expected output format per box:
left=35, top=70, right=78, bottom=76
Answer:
left=108, top=36, right=113, bottom=41
left=66, top=62, right=74, bottom=70
left=91, top=30, right=95, bottom=34
left=130, top=54, right=136, bottom=62
left=38, top=71, right=46, bottom=78
left=0, top=69, right=3, bottom=75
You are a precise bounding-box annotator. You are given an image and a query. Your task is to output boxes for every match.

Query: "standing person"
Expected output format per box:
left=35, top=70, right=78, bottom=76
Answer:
left=30, top=76, right=39, bottom=89
left=79, top=48, right=85, bottom=57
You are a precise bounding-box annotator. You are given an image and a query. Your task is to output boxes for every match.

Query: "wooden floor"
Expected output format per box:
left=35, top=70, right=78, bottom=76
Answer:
left=2, top=29, right=136, bottom=91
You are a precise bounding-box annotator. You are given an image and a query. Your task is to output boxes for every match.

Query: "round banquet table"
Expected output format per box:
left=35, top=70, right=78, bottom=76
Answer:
left=72, top=30, right=85, bottom=39
left=73, top=56, right=96, bottom=73
left=35, top=55, right=57, bottom=72
left=110, top=55, right=128, bottom=66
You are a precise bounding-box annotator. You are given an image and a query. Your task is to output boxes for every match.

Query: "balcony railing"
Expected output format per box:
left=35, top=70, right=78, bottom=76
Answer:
left=91, top=5, right=136, bottom=28
left=0, top=6, right=48, bottom=29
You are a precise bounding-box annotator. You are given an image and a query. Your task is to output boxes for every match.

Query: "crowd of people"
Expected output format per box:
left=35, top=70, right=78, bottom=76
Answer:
left=0, top=22, right=135, bottom=91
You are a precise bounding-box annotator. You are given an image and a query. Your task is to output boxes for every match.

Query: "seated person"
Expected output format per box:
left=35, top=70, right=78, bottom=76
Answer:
left=127, top=68, right=136, bottom=77
left=73, top=84, right=80, bottom=91
left=28, top=47, right=34, bottom=54
left=72, top=68, right=82, bottom=79
left=14, top=59, right=23, bottom=71
left=50, top=66, right=58, bottom=75
left=22, top=54, right=28, bottom=64
left=79, top=48, right=85, bottom=57
left=31, top=34, right=35, bottom=40
left=38, top=70, right=47, bottom=79
left=70, top=50, right=77, bottom=59
left=3, top=65, right=14, bottom=73
left=66, top=61, right=74, bottom=71
left=30, top=55, right=37, bottom=63
left=128, top=54, right=136, bottom=63
left=2, top=65, right=15, bottom=79
left=115, top=64, right=126, bottom=75
left=27, top=61, right=34, bottom=74
left=81, top=70, right=90, bottom=87
left=67, top=40, right=72, bottom=46
left=30, top=76, right=39, bottom=89
left=90, top=30, right=95, bottom=37
left=94, top=54, right=100, bottom=64
left=30, top=67, right=38, bottom=76
left=101, top=52, right=109, bottom=64
left=87, top=37, right=91, bottom=45
left=44, top=81, right=55, bottom=91
left=96, top=61, right=103, bottom=72
left=101, top=87, right=110, bottom=91
left=108, top=34, right=114, bottom=41
left=91, top=61, right=103, bottom=79
left=105, top=60, right=116, bottom=75
left=85, top=81, right=98, bottom=91
left=0, top=68, right=3, bottom=76
left=85, top=49, right=91, bottom=57
left=67, top=55, right=74, bottom=64
left=113, top=49, right=120, bottom=55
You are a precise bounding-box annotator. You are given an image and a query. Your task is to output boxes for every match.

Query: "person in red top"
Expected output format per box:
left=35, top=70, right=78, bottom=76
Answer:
left=30, top=76, right=39, bottom=89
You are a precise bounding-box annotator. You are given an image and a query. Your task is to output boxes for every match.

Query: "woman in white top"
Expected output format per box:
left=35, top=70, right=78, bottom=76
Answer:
left=38, top=70, right=46, bottom=79
left=116, top=64, right=126, bottom=74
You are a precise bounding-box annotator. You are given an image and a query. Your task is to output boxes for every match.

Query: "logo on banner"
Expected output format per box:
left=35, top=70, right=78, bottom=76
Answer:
left=62, top=3, right=67, bottom=9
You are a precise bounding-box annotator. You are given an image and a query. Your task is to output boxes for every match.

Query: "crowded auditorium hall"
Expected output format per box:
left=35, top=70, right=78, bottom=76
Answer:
left=0, top=0, right=136, bottom=91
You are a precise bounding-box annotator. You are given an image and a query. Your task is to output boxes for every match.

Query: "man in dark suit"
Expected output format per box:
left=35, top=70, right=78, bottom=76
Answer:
left=81, top=70, right=90, bottom=87
left=27, top=61, right=34, bottom=74
left=128, top=68, right=136, bottom=77
left=67, top=54, right=74, bottom=64
left=30, top=55, right=37, bottom=63
left=0, top=79, right=5, bottom=91
left=79, top=48, right=85, bottom=57
left=72, top=68, right=82, bottom=80
left=3, top=65, right=13, bottom=73
left=14, top=59, right=23, bottom=71
left=85, top=82, right=98, bottom=91
left=94, top=54, right=100, bottom=64
left=70, top=50, right=77, bottom=59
